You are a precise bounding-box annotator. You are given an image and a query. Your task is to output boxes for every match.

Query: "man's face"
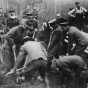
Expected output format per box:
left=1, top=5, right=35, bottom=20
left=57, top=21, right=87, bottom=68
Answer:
left=76, top=3, right=80, bottom=9
left=56, top=15, right=61, bottom=20
left=62, top=25, right=69, bottom=32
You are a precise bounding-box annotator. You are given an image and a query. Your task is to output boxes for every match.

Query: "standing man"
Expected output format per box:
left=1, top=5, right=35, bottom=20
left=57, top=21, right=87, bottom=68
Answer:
left=48, top=15, right=69, bottom=60
left=7, top=8, right=19, bottom=29
left=68, top=2, right=87, bottom=30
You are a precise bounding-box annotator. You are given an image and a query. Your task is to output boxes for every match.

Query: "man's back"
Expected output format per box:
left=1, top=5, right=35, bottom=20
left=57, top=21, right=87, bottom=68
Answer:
left=48, top=25, right=66, bottom=58
left=55, top=55, right=86, bottom=71
left=68, top=26, right=88, bottom=45
left=21, top=41, right=47, bottom=62
left=59, top=55, right=85, bottom=66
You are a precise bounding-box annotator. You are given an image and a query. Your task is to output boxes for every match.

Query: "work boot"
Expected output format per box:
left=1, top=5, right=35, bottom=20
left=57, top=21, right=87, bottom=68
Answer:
left=5, top=68, right=16, bottom=76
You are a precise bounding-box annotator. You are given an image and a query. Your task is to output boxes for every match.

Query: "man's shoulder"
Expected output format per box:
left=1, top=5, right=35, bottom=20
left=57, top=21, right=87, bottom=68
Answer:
left=21, top=41, right=40, bottom=49
left=68, top=26, right=79, bottom=34
left=23, top=41, right=38, bottom=45
left=8, top=25, right=21, bottom=33
left=48, top=19, right=56, bottom=24
left=10, top=25, right=20, bottom=30
left=70, top=26, right=77, bottom=29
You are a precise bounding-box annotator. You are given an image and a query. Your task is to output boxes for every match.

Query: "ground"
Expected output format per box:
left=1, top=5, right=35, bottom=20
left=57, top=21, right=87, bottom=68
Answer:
left=0, top=66, right=46, bottom=88
left=0, top=76, right=46, bottom=88
left=0, top=60, right=87, bottom=88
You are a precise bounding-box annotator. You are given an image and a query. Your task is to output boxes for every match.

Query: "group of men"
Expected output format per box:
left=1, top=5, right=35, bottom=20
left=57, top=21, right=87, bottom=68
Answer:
left=0, top=8, right=19, bottom=30
left=68, top=1, right=88, bottom=30
left=49, top=1, right=88, bottom=31
left=0, top=1, right=87, bottom=36
left=0, top=2, right=88, bottom=84
left=0, top=6, right=39, bottom=35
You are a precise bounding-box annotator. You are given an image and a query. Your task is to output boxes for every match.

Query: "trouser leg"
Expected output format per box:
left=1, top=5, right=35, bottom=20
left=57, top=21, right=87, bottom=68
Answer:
left=23, top=59, right=47, bottom=74
left=13, top=50, right=26, bottom=71
left=23, top=56, right=30, bottom=68
left=5, top=50, right=26, bottom=76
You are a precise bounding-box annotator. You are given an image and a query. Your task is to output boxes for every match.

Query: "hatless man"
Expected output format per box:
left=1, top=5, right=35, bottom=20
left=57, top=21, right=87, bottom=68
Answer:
left=68, top=2, right=87, bottom=30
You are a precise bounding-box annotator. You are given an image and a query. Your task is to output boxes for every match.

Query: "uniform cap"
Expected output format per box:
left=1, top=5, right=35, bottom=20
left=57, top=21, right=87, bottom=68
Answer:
left=75, top=1, right=80, bottom=5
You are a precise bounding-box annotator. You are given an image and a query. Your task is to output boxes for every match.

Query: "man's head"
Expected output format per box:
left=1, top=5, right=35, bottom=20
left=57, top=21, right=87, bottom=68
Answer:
left=60, top=22, right=70, bottom=32
left=75, top=1, right=80, bottom=9
left=56, top=13, right=61, bottom=19
left=8, top=8, right=17, bottom=19
left=20, top=18, right=34, bottom=30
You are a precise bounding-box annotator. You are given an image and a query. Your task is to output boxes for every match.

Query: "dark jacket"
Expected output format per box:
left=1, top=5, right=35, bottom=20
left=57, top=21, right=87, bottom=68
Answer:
left=7, top=18, right=19, bottom=29
left=3, top=25, right=26, bottom=45
left=48, top=26, right=66, bottom=57
left=54, top=55, right=87, bottom=72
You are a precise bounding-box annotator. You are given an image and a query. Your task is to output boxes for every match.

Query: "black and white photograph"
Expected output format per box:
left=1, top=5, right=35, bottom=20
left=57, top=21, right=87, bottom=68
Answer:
left=0, top=0, right=88, bottom=88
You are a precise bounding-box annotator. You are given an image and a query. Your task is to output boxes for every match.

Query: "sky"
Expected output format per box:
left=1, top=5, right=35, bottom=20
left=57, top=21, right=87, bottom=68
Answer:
left=0, top=0, right=88, bottom=20
left=0, top=0, right=88, bottom=12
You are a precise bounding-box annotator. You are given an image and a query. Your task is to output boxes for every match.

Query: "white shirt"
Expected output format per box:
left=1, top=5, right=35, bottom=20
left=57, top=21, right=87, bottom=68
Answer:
left=21, top=41, right=47, bottom=64
left=68, top=6, right=87, bottom=17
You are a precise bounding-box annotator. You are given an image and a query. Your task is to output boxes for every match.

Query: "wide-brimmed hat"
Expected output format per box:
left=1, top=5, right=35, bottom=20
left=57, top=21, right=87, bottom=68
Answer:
left=59, top=21, right=69, bottom=26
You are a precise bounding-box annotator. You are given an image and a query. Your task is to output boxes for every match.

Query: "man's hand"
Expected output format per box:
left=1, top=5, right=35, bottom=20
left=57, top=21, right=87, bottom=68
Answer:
left=70, top=15, right=76, bottom=18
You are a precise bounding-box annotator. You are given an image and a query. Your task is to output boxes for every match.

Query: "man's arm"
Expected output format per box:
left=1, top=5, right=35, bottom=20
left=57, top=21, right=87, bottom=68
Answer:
left=48, top=19, right=56, bottom=26
left=82, top=7, right=87, bottom=12
left=68, top=9, right=76, bottom=17
left=2, top=26, right=20, bottom=39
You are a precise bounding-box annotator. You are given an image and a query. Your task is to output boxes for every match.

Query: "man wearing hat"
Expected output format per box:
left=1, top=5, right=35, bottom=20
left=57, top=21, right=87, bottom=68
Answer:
left=48, top=13, right=68, bottom=30
left=48, top=19, right=69, bottom=61
left=68, top=2, right=87, bottom=30
left=7, top=8, right=19, bottom=29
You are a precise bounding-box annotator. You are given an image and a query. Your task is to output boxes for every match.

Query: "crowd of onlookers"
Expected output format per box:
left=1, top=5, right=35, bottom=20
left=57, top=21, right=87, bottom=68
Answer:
left=0, top=1, right=87, bottom=34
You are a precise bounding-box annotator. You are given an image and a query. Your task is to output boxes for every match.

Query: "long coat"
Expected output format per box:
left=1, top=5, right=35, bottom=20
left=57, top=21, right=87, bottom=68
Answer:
left=48, top=25, right=67, bottom=58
